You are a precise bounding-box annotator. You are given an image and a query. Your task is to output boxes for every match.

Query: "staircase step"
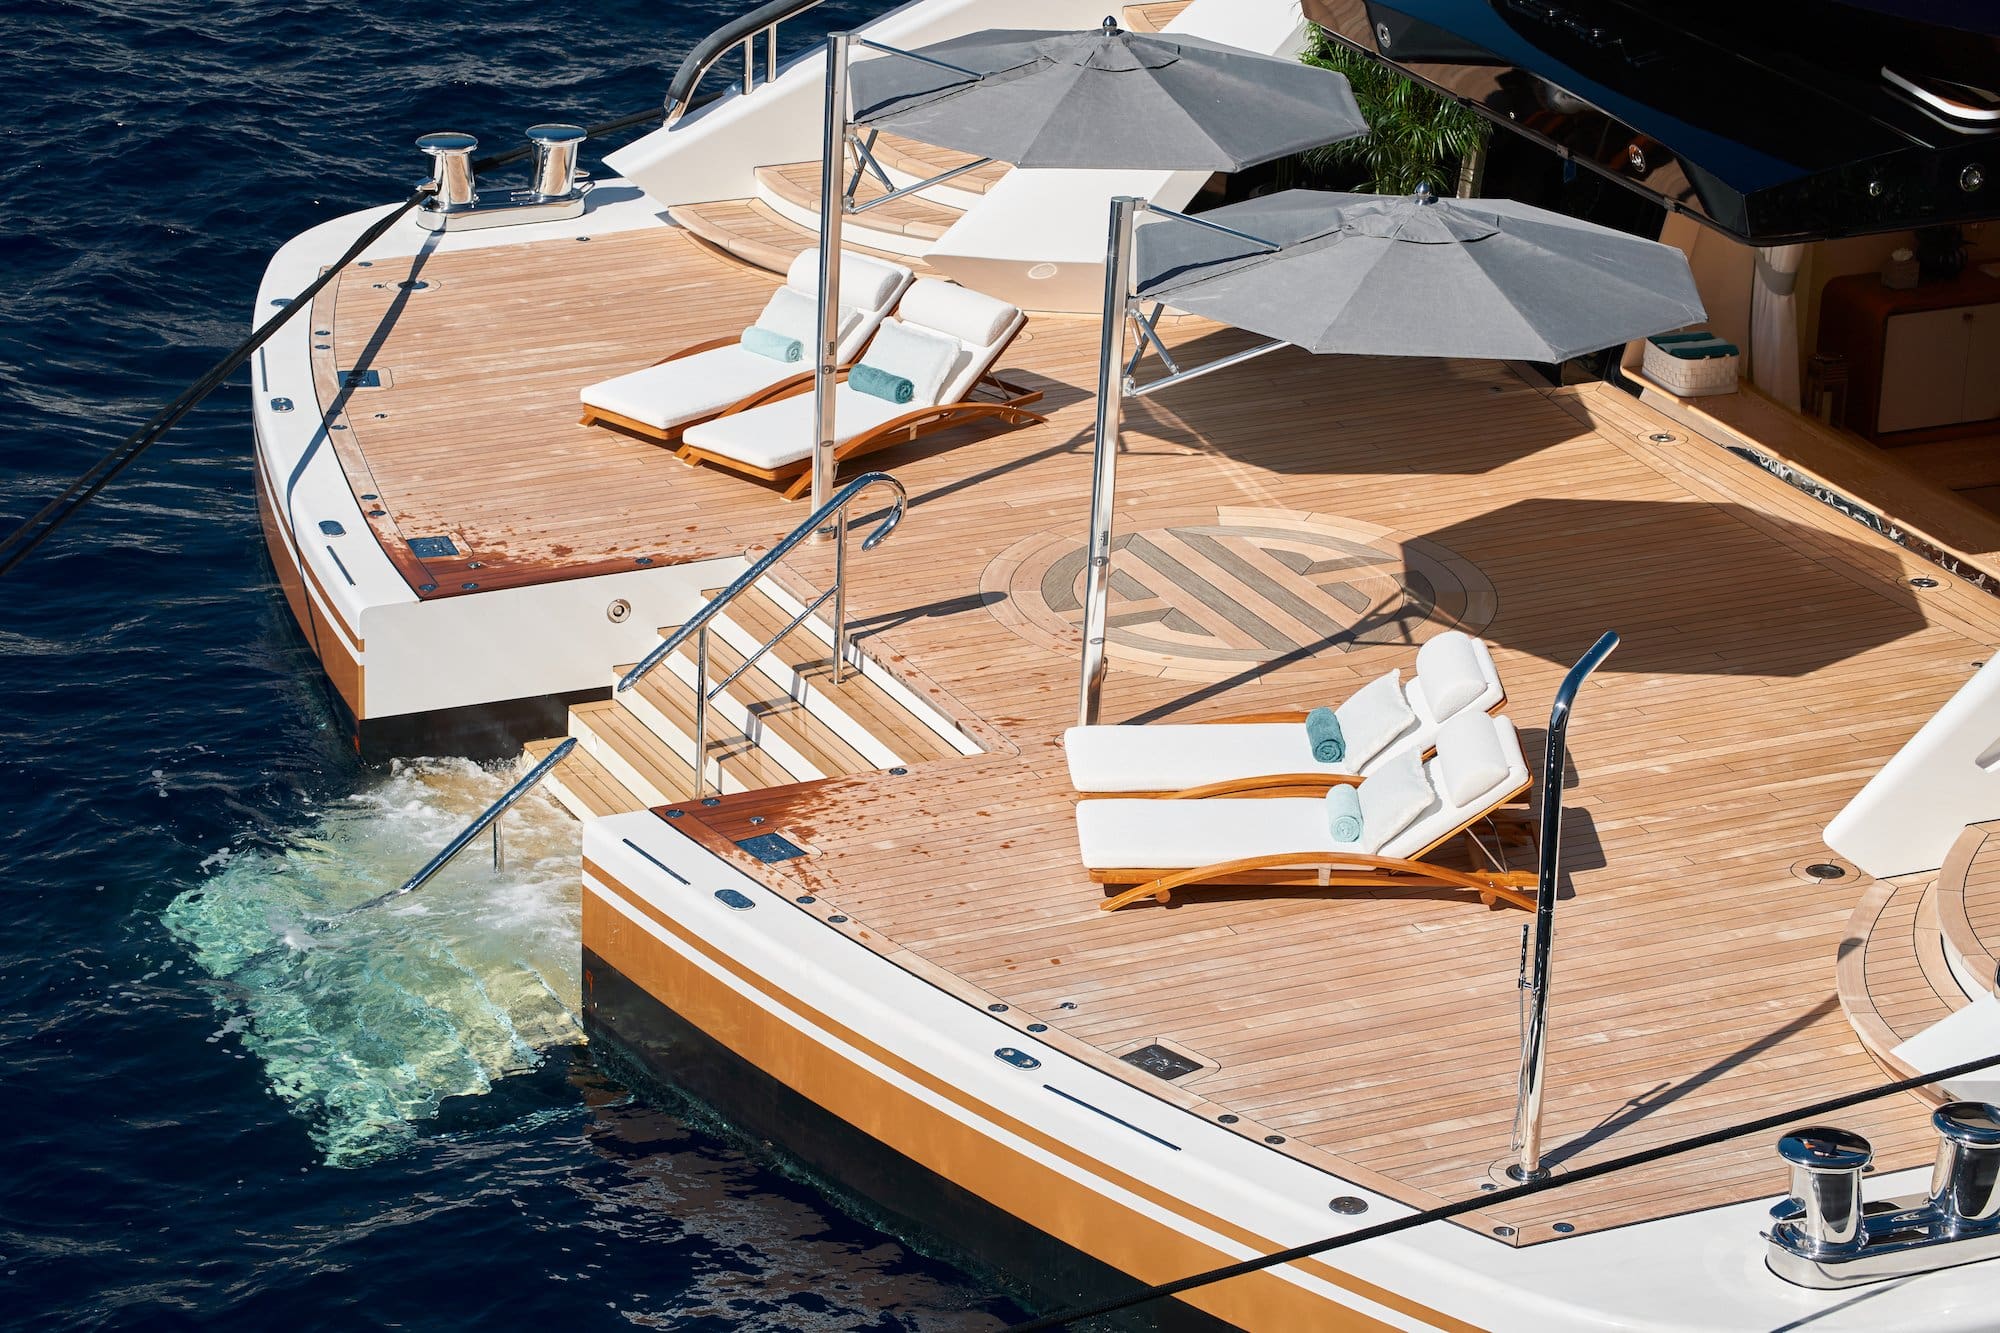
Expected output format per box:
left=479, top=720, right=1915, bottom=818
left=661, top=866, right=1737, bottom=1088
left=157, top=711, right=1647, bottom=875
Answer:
left=1836, top=875, right=1962, bottom=1101
left=867, top=131, right=1012, bottom=201
left=1937, top=821, right=2000, bottom=998
left=755, top=162, right=962, bottom=256
left=523, top=736, right=645, bottom=819
left=663, top=632, right=876, bottom=780
left=623, top=655, right=801, bottom=790
left=712, top=585, right=966, bottom=767
left=673, top=198, right=935, bottom=278
left=618, top=649, right=808, bottom=792
left=1123, top=1, right=1194, bottom=32
left=566, top=699, right=698, bottom=809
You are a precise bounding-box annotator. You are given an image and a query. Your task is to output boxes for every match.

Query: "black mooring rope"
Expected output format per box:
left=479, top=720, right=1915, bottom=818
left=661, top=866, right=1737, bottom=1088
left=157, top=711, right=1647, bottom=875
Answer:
left=0, top=104, right=675, bottom=582
left=1002, top=1048, right=2000, bottom=1332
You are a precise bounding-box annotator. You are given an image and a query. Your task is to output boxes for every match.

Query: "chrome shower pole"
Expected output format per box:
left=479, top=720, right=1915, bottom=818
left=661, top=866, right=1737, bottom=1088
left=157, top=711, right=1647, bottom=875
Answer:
left=1077, top=195, right=1142, bottom=727
left=1511, top=630, right=1620, bottom=1181
left=810, top=31, right=852, bottom=520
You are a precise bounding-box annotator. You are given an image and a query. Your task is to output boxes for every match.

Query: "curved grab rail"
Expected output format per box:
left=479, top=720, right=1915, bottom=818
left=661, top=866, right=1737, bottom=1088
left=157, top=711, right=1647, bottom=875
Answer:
left=329, top=737, right=578, bottom=923
left=1511, top=630, right=1619, bottom=1180
left=665, top=0, right=829, bottom=125
left=617, top=469, right=906, bottom=690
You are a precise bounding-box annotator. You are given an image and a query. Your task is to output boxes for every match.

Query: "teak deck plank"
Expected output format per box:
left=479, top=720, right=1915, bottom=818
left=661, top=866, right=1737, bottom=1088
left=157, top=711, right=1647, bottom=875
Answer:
left=325, top=220, right=2000, bottom=1245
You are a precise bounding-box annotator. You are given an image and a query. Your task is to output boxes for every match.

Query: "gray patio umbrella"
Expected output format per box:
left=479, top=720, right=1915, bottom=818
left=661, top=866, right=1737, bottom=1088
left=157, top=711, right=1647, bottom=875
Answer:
left=1133, top=186, right=1707, bottom=362
left=847, top=21, right=1368, bottom=171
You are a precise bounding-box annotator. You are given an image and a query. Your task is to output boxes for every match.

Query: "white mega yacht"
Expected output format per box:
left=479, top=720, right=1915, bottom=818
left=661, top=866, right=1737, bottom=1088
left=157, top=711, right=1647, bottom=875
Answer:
left=250, top=0, right=2000, bottom=1325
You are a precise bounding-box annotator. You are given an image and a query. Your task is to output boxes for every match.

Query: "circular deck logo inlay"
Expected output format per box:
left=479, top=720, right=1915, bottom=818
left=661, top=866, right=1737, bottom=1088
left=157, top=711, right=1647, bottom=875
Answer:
left=981, top=508, right=1494, bottom=681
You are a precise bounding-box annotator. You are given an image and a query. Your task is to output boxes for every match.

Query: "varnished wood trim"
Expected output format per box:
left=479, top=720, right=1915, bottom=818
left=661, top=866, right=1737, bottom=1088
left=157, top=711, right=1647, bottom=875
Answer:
left=254, top=452, right=365, bottom=716
left=583, top=857, right=1487, bottom=1333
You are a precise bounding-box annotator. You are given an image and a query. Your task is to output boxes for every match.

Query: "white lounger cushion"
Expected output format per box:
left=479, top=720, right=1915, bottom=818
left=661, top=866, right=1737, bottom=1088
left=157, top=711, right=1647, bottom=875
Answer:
left=1063, top=722, right=1353, bottom=792
left=579, top=345, right=809, bottom=432
left=680, top=279, right=1026, bottom=471
left=1075, top=714, right=1527, bottom=870
left=1065, top=634, right=1503, bottom=793
left=681, top=385, right=913, bottom=471
left=579, top=251, right=912, bottom=430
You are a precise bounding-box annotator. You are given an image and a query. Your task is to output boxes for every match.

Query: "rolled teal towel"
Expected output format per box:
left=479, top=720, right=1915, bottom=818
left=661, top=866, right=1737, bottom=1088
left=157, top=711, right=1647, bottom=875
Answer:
left=740, top=325, right=803, bottom=363
left=1305, top=706, right=1345, bottom=765
left=850, top=363, right=914, bottom=404
left=1649, top=331, right=1716, bottom=346
left=1326, top=784, right=1363, bottom=844
left=1669, top=340, right=1738, bottom=359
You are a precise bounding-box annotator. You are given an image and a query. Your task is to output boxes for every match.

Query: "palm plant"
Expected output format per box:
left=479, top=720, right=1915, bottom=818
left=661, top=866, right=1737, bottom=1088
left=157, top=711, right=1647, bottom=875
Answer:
left=1301, top=28, right=1488, bottom=196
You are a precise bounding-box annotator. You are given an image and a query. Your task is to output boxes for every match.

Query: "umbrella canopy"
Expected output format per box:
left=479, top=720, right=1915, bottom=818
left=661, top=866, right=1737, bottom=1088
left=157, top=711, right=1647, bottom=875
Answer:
left=1135, top=187, right=1707, bottom=362
left=847, top=20, right=1366, bottom=171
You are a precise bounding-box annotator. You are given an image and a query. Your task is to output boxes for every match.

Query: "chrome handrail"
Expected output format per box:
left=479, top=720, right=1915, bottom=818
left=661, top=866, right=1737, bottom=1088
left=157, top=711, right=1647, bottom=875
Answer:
left=1510, top=630, right=1619, bottom=1181
left=334, top=736, right=577, bottom=921
left=664, top=0, right=829, bottom=127
left=616, top=472, right=907, bottom=797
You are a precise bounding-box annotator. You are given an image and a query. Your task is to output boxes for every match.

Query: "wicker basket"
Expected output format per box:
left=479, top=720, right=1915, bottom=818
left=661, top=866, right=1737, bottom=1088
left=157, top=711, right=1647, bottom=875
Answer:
left=1643, top=332, right=1740, bottom=397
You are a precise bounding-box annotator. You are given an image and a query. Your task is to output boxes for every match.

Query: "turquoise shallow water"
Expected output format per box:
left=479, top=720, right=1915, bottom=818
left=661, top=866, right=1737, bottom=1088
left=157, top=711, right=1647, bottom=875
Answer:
left=0, top=3, right=1013, bottom=1327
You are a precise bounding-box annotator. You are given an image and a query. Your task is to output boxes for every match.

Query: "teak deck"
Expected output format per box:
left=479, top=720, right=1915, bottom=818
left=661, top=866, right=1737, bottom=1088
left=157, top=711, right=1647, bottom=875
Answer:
left=319, top=222, right=2000, bottom=1244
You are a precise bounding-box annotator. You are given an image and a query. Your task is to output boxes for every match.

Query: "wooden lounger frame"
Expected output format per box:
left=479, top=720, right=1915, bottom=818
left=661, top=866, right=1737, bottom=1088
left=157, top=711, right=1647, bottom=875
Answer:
left=1092, top=774, right=1537, bottom=914
left=675, top=321, right=1046, bottom=499
left=577, top=336, right=853, bottom=447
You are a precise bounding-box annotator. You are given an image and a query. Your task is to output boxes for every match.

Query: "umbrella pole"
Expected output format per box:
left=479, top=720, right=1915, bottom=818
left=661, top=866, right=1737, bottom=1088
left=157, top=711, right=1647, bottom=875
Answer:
left=1077, top=196, right=1142, bottom=727
left=810, top=31, right=851, bottom=520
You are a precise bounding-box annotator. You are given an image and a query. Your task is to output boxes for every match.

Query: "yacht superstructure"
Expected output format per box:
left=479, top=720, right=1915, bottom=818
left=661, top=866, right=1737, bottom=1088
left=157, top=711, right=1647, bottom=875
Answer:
left=250, top=0, right=2000, bottom=1325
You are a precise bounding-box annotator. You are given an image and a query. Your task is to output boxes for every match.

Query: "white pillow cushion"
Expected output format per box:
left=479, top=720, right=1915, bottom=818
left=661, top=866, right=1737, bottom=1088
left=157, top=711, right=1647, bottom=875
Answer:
left=784, top=249, right=908, bottom=311
left=1415, top=631, right=1487, bottom=722
left=1435, top=709, right=1509, bottom=808
left=758, top=285, right=859, bottom=349
left=898, top=278, right=1019, bottom=348
left=859, top=319, right=959, bottom=406
left=1334, top=670, right=1417, bottom=772
left=1355, top=747, right=1436, bottom=854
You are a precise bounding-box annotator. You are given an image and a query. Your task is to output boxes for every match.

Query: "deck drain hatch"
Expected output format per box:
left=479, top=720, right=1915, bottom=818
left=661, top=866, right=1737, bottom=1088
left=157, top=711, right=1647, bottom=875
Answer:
left=1329, top=1196, right=1369, bottom=1215
left=1120, top=1043, right=1203, bottom=1081
left=995, top=1048, right=1041, bottom=1070
left=713, top=889, right=755, bottom=911
left=736, top=833, right=805, bottom=863
left=407, top=535, right=459, bottom=559
left=336, top=368, right=383, bottom=389
left=1791, top=857, right=1857, bottom=885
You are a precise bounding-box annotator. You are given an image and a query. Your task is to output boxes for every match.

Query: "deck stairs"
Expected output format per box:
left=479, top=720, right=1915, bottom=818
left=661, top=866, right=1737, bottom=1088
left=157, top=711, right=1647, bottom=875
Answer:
left=1836, top=821, right=2000, bottom=1099
left=523, top=575, right=977, bottom=822
left=669, top=2, right=1193, bottom=276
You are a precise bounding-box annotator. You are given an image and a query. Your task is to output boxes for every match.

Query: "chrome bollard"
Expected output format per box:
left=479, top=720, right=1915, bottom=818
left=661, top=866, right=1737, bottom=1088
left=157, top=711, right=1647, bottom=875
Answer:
left=526, top=124, right=588, bottom=201
left=417, top=131, right=480, bottom=211
left=1776, top=1126, right=1872, bottom=1255
left=1929, top=1102, right=2000, bottom=1234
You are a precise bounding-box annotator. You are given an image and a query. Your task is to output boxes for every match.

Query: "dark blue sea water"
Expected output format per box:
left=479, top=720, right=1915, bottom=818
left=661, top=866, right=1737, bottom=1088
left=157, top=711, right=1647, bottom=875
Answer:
left=0, top=5, right=1015, bottom=1328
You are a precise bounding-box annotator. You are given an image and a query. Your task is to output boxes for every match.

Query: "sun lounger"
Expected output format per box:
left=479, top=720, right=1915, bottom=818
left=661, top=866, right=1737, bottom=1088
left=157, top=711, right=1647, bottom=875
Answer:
left=676, top=278, right=1044, bottom=499
left=1078, top=709, right=1537, bottom=912
left=577, top=250, right=914, bottom=444
left=1063, top=631, right=1504, bottom=796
